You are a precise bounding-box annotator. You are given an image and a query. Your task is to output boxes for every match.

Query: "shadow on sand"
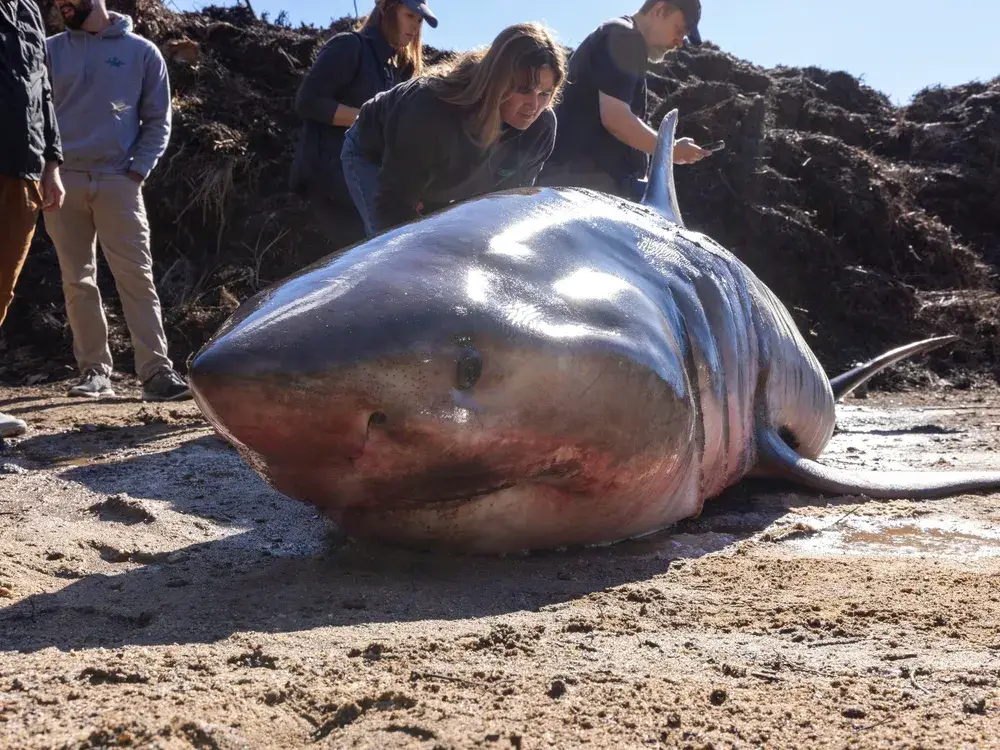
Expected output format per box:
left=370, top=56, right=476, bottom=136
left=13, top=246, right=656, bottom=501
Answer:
left=0, top=434, right=798, bottom=655
left=6, top=418, right=210, bottom=467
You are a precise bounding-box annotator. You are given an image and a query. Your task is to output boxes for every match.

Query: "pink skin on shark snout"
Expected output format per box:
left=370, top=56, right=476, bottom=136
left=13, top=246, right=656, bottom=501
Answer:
left=190, top=340, right=705, bottom=554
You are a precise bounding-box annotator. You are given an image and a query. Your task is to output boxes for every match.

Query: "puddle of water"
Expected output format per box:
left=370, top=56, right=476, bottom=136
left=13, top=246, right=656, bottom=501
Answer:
left=779, top=515, right=1000, bottom=558
left=628, top=531, right=743, bottom=558
left=46, top=455, right=99, bottom=468
left=591, top=514, right=774, bottom=560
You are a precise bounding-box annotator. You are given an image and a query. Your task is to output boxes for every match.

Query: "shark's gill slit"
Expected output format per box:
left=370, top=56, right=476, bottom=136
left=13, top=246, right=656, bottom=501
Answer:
left=778, top=426, right=800, bottom=451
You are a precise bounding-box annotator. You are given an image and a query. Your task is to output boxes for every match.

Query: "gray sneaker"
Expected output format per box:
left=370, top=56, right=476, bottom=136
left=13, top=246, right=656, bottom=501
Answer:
left=67, top=369, right=116, bottom=399
left=0, top=411, right=27, bottom=438
left=142, top=369, right=192, bottom=402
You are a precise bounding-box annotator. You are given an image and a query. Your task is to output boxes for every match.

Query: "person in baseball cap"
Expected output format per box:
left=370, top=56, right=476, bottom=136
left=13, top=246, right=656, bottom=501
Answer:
left=536, top=0, right=714, bottom=201
left=289, top=0, right=438, bottom=244
left=400, top=0, right=437, bottom=28
left=676, top=0, right=702, bottom=45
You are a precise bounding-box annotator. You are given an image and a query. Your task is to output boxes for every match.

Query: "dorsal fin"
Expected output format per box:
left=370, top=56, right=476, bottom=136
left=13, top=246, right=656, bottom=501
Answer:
left=641, top=108, right=685, bottom=227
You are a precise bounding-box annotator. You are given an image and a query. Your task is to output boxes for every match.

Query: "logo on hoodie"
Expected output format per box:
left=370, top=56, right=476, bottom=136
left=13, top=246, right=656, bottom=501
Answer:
left=105, top=56, right=125, bottom=68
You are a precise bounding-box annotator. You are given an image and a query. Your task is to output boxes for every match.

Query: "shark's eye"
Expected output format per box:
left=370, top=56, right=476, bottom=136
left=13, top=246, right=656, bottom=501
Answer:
left=456, top=348, right=482, bottom=390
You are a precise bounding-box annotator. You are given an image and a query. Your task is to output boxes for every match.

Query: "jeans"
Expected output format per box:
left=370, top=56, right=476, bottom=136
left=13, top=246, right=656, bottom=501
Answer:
left=340, top=126, right=381, bottom=238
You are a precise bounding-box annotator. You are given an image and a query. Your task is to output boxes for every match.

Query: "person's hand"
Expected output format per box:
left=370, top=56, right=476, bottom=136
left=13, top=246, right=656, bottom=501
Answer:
left=674, top=138, right=711, bottom=165
left=40, top=161, right=65, bottom=211
left=126, top=170, right=144, bottom=184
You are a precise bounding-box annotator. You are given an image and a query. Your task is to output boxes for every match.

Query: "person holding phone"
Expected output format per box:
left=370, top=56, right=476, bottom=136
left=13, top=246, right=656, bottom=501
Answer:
left=341, top=22, right=565, bottom=237
left=537, top=0, right=715, bottom=201
left=290, top=0, right=438, bottom=240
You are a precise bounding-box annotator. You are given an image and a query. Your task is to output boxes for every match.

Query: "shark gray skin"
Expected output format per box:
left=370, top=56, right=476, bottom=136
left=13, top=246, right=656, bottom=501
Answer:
left=188, top=109, right=1000, bottom=555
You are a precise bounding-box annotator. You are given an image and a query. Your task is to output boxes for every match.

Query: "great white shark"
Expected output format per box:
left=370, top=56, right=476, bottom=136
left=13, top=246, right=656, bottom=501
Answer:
left=188, top=109, right=1000, bottom=554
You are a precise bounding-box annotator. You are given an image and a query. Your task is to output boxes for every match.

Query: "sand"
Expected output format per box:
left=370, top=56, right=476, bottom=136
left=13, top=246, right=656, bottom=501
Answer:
left=1, top=380, right=998, bottom=748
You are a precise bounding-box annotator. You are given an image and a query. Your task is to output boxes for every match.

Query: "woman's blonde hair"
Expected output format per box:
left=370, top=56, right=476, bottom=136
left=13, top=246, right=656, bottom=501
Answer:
left=422, top=23, right=566, bottom=147
left=356, top=0, right=424, bottom=77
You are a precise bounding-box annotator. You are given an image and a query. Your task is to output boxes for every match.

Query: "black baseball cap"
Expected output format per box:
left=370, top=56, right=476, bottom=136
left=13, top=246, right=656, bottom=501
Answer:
left=401, top=0, right=438, bottom=28
left=675, top=0, right=702, bottom=44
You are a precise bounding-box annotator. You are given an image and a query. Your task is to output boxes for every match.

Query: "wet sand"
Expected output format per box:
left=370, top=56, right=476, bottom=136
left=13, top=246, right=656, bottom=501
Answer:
left=1, top=380, right=998, bottom=748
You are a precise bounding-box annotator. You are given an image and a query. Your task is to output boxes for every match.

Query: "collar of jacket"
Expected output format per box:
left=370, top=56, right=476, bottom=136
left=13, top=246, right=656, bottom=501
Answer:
left=358, top=25, right=397, bottom=64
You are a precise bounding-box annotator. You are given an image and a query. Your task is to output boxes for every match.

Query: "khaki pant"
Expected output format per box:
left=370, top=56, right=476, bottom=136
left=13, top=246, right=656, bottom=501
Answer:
left=0, top=175, right=43, bottom=328
left=43, top=170, right=173, bottom=383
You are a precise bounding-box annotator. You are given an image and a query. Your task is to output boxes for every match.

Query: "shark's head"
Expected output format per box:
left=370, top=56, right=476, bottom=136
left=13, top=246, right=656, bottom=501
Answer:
left=189, top=186, right=698, bottom=553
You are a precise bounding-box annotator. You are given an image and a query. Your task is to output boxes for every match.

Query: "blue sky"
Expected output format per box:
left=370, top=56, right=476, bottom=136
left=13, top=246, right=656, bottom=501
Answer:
left=169, top=0, right=998, bottom=104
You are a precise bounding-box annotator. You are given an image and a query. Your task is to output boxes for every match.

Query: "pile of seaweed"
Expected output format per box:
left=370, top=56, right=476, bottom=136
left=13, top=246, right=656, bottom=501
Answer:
left=646, top=48, right=1000, bottom=388
left=2, top=0, right=998, bottom=390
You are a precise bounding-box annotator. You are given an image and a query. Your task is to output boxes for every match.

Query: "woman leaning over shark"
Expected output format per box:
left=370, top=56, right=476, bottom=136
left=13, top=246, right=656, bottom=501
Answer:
left=340, top=22, right=567, bottom=237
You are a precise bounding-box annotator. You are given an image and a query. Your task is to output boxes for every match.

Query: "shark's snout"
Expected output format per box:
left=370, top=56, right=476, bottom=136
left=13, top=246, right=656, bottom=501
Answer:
left=189, top=342, right=378, bottom=465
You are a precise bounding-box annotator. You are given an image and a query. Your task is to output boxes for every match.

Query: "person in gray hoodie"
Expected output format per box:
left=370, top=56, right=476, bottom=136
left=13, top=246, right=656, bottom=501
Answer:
left=44, top=0, right=191, bottom=402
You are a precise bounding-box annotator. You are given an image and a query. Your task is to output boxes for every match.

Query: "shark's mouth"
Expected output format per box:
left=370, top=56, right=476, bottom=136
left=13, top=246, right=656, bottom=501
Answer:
left=356, top=459, right=584, bottom=510
left=396, top=479, right=524, bottom=508
left=363, top=474, right=528, bottom=510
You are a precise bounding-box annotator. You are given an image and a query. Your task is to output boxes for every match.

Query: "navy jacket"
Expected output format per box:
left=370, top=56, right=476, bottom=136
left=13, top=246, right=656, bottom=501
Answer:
left=0, top=0, right=62, bottom=181
left=290, top=25, right=412, bottom=203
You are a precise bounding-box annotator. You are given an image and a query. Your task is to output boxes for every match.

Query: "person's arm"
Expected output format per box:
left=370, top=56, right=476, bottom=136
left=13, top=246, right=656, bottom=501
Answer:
left=295, top=33, right=363, bottom=128
left=598, top=92, right=657, bottom=154
left=371, top=101, right=445, bottom=232
left=599, top=93, right=709, bottom=165
left=128, top=44, right=172, bottom=181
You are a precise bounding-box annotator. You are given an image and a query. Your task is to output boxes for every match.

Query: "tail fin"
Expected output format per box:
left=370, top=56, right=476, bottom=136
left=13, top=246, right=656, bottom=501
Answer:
left=758, top=424, right=1000, bottom=499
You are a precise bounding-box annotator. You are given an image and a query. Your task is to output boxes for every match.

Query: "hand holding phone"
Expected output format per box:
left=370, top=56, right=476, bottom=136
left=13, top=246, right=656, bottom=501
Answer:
left=675, top=138, right=725, bottom=164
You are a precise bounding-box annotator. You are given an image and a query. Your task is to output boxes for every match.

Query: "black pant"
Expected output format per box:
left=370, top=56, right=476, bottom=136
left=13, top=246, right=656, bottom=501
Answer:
left=536, top=160, right=644, bottom=201
left=305, top=187, right=367, bottom=252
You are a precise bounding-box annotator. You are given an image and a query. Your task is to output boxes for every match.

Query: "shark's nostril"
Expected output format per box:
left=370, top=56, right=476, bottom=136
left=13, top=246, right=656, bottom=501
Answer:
left=369, top=411, right=388, bottom=427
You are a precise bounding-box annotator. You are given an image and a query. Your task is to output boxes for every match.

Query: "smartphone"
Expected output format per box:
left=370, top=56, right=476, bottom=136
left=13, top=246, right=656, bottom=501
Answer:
left=703, top=140, right=726, bottom=153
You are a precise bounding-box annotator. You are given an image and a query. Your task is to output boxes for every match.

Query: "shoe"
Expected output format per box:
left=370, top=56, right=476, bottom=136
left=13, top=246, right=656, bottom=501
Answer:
left=142, top=369, right=192, bottom=402
left=67, top=369, right=116, bottom=398
left=0, top=411, right=27, bottom=438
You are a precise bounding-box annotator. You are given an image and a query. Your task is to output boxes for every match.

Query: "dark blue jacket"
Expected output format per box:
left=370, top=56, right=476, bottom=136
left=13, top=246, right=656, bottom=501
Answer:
left=0, top=0, right=62, bottom=181
left=290, top=25, right=412, bottom=203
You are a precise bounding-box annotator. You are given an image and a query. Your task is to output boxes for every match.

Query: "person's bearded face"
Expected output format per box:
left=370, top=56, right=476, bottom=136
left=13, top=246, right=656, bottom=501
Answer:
left=55, top=0, right=94, bottom=30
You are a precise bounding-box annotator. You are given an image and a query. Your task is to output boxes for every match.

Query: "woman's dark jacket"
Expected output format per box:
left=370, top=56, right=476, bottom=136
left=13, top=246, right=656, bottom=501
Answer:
left=290, top=25, right=412, bottom=202
left=351, top=77, right=557, bottom=232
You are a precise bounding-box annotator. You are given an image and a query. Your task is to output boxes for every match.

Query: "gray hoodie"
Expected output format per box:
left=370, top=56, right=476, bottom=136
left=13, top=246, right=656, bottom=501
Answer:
left=45, top=12, right=171, bottom=179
